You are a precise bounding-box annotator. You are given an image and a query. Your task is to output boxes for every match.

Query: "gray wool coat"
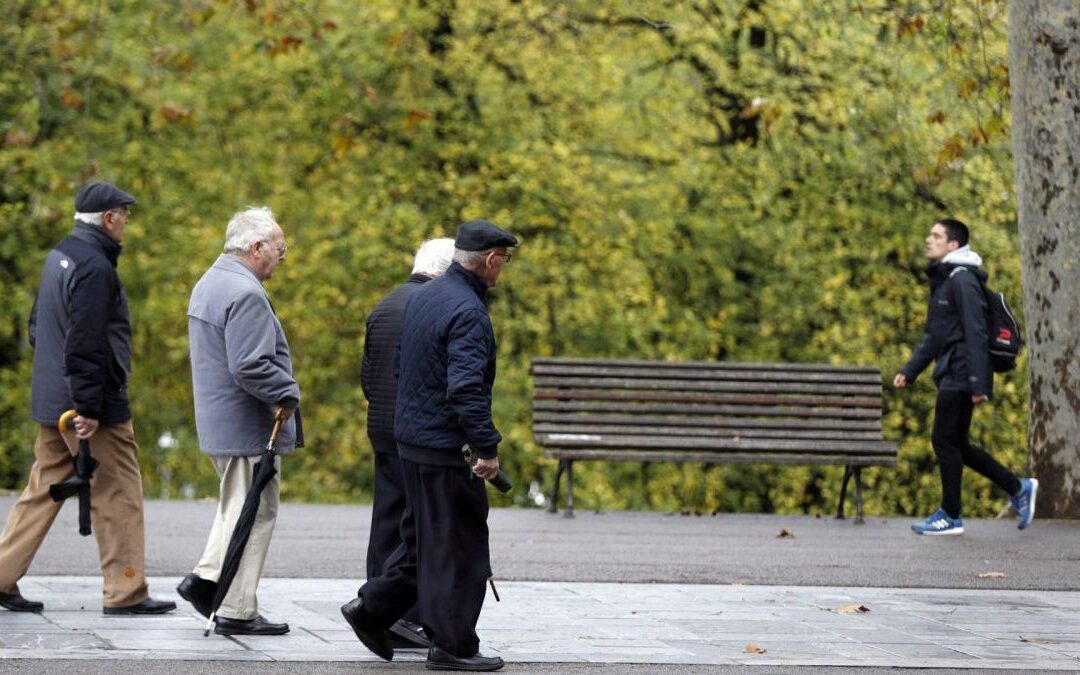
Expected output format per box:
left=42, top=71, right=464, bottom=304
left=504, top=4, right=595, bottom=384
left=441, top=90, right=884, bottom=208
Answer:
left=188, top=255, right=301, bottom=456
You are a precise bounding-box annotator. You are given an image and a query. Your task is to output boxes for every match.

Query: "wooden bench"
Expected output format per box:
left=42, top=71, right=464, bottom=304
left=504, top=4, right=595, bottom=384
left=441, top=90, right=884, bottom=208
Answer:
left=531, top=357, right=897, bottom=523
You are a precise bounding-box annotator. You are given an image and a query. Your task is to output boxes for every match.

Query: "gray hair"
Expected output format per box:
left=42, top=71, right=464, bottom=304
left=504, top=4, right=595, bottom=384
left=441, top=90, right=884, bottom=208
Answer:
left=453, top=248, right=496, bottom=267
left=74, top=212, right=105, bottom=225
left=224, top=206, right=278, bottom=254
left=412, top=238, right=456, bottom=277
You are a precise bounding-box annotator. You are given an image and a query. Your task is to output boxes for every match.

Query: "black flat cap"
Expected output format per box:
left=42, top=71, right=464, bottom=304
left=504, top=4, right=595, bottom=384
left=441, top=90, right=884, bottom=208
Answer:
left=74, top=182, right=136, bottom=212
left=455, top=220, right=518, bottom=251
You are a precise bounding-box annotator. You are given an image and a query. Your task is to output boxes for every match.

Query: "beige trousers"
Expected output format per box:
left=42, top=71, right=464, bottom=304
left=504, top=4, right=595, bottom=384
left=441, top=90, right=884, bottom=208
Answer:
left=0, top=422, right=149, bottom=608
left=193, top=455, right=280, bottom=620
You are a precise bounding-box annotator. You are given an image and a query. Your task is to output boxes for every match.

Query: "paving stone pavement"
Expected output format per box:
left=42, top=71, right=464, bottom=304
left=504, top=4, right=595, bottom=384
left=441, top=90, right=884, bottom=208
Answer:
left=1, top=576, right=1078, bottom=669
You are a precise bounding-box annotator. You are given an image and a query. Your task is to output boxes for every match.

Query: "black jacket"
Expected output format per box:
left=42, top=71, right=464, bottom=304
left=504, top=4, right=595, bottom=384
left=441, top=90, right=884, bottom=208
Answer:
left=361, top=273, right=432, bottom=445
left=29, top=222, right=132, bottom=425
left=393, top=263, right=501, bottom=464
left=900, top=261, right=992, bottom=397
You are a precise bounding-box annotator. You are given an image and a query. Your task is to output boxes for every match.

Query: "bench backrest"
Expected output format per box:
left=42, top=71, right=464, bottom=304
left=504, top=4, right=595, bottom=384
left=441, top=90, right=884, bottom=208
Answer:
left=531, top=357, right=896, bottom=466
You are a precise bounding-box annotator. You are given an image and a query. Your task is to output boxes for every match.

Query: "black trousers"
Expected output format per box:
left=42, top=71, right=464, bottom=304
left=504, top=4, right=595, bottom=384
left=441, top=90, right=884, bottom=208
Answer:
left=360, top=457, right=492, bottom=657
left=365, top=436, right=419, bottom=623
left=932, top=390, right=1021, bottom=519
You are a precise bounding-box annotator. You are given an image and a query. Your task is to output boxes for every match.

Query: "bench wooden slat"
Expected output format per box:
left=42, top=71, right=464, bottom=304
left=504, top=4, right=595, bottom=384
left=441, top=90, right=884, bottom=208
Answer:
left=533, top=400, right=883, bottom=419
left=531, top=363, right=882, bottom=384
left=534, top=376, right=883, bottom=396
left=535, top=389, right=883, bottom=408
left=532, top=357, right=880, bottom=375
left=536, top=433, right=895, bottom=454
left=542, top=448, right=897, bottom=467
left=532, top=412, right=882, bottom=432
left=533, top=423, right=885, bottom=440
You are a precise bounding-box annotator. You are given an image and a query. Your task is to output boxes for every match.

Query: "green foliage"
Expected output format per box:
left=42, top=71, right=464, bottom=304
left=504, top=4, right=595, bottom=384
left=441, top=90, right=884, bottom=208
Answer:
left=0, top=0, right=1024, bottom=517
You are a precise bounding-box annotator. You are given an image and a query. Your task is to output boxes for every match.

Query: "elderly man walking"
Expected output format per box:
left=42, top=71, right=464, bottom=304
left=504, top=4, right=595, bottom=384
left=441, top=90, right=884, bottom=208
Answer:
left=342, top=220, right=516, bottom=672
left=0, top=182, right=175, bottom=615
left=361, top=237, right=455, bottom=650
left=177, top=207, right=300, bottom=636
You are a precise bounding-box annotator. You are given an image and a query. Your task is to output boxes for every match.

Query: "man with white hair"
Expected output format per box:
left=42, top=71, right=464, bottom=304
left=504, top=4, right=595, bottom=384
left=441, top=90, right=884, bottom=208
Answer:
left=177, top=206, right=300, bottom=635
left=0, top=181, right=175, bottom=615
left=360, top=237, right=455, bottom=651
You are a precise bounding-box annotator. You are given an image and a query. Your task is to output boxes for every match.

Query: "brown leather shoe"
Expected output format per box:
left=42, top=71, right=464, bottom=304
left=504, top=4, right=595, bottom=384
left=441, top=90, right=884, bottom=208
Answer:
left=0, top=591, right=43, bottom=613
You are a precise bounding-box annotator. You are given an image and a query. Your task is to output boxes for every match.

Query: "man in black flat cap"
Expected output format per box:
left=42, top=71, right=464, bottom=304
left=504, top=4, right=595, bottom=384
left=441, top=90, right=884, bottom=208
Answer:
left=342, top=220, right=516, bottom=672
left=0, top=181, right=175, bottom=616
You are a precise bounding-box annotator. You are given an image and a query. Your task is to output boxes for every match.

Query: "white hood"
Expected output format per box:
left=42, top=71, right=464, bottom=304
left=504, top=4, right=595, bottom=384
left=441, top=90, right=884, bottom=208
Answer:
left=942, top=245, right=983, bottom=267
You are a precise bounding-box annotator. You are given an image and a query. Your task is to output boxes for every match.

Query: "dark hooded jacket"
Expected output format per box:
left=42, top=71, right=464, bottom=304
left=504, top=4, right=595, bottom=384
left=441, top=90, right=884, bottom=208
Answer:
left=29, top=222, right=133, bottom=425
left=900, top=246, right=993, bottom=397
left=361, top=273, right=432, bottom=445
left=393, top=262, right=501, bottom=465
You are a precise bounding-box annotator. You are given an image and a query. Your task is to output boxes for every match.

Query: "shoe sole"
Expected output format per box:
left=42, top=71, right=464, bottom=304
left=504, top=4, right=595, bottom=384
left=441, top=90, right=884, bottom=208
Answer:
left=0, top=601, right=43, bottom=613
left=425, top=661, right=505, bottom=672
left=389, top=621, right=432, bottom=648
left=340, top=604, right=393, bottom=661
left=102, top=606, right=177, bottom=615
left=214, top=627, right=290, bottom=636
left=913, top=527, right=963, bottom=536
left=1019, top=479, right=1038, bottom=530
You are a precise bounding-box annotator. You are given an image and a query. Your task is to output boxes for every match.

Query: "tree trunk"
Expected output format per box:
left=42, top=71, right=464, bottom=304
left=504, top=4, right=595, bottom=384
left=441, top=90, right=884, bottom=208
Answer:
left=1009, top=1, right=1080, bottom=517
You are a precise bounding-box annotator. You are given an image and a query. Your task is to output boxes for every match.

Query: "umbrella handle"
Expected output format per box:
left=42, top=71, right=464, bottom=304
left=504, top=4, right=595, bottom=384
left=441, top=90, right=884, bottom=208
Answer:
left=58, top=409, right=78, bottom=433
left=268, top=416, right=284, bottom=447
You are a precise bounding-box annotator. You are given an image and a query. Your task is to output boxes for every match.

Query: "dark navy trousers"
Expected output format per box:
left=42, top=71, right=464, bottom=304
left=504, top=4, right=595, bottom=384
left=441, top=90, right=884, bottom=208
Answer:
left=365, top=435, right=419, bottom=623
left=359, top=457, right=492, bottom=657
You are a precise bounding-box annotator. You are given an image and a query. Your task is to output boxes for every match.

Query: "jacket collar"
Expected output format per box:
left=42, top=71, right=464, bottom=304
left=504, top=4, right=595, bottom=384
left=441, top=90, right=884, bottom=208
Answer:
left=446, top=262, right=488, bottom=300
left=408, top=273, right=433, bottom=284
left=71, top=221, right=122, bottom=266
left=214, top=254, right=264, bottom=286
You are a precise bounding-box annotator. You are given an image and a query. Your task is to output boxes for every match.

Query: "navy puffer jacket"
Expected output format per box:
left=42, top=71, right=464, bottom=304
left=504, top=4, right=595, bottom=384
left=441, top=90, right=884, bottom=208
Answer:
left=394, top=263, right=501, bottom=462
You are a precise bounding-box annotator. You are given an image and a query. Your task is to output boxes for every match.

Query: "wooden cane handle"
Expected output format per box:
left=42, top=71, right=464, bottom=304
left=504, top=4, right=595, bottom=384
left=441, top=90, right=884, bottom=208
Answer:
left=58, top=409, right=78, bottom=432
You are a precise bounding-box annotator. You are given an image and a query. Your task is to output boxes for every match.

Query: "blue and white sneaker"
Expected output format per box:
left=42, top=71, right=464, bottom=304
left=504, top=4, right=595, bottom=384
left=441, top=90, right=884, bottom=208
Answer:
left=1011, top=478, right=1038, bottom=530
left=911, top=508, right=964, bottom=535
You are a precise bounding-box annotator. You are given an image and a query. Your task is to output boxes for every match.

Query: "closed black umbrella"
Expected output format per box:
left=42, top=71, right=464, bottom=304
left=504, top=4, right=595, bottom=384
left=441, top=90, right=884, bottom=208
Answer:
left=49, top=410, right=98, bottom=536
left=203, top=414, right=284, bottom=636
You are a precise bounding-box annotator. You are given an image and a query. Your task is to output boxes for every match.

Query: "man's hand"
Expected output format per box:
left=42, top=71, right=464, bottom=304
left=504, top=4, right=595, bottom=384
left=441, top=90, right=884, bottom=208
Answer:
left=893, top=373, right=908, bottom=389
left=73, top=416, right=99, bottom=439
left=972, top=394, right=989, bottom=406
left=273, top=404, right=296, bottom=422
left=472, top=457, right=500, bottom=481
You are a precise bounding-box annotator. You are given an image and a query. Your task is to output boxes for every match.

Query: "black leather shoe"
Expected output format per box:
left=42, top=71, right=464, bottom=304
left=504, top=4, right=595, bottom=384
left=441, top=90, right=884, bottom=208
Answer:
left=340, top=596, right=393, bottom=661
left=103, top=597, right=177, bottom=615
left=390, top=617, right=431, bottom=648
left=214, top=614, right=289, bottom=636
left=176, top=573, right=216, bottom=618
left=426, top=645, right=505, bottom=671
left=0, top=591, right=43, bottom=613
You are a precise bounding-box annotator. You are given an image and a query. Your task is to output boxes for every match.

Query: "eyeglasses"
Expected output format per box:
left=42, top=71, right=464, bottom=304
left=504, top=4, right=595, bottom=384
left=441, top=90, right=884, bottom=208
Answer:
left=493, top=251, right=512, bottom=263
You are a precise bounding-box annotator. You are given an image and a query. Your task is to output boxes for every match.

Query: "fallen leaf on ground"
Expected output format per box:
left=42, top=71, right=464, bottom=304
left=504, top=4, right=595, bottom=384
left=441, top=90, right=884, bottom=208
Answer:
left=776, top=528, right=795, bottom=538
left=977, top=571, right=1006, bottom=579
left=744, top=643, right=766, bottom=654
left=835, top=604, right=870, bottom=614
left=1020, top=635, right=1052, bottom=645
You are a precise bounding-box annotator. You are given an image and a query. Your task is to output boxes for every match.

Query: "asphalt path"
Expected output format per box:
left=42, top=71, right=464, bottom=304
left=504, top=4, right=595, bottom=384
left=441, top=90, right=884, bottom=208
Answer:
left=5, top=497, right=1078, bottom=590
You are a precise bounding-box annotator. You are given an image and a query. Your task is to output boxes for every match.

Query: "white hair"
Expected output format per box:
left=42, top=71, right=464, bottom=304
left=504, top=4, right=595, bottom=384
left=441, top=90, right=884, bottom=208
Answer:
left=74, top=212, right=105, bottom=225
left=453, top=248, right=495, bottom=267
left=223, top=206, right=278, bottom=254
left=412, top=238, right=456, bottom=277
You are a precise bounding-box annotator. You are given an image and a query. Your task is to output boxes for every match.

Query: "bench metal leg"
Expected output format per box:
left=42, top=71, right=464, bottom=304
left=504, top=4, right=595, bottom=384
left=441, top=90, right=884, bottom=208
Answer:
left=836, top=465, right=853, bottom=520
left=853, top=466, right=864, bottom=525
left=548, top=460, right=566, bottom=514
left=563, top=460, right=575, bottom=518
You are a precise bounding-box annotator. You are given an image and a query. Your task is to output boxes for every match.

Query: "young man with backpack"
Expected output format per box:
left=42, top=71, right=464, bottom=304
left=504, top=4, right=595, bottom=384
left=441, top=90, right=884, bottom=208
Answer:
left=893, top=218, right=1037, bottom=535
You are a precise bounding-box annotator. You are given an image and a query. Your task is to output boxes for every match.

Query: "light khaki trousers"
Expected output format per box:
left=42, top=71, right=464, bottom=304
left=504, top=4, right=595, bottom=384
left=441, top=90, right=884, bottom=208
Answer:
left=193, top=455, right=280, bottom=621
left=0, top=422, right=149, bottom=608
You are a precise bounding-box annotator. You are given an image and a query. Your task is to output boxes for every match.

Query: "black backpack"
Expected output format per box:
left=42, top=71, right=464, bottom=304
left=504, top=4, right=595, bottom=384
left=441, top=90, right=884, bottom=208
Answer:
left=951, top=267, right=1022, bottom=372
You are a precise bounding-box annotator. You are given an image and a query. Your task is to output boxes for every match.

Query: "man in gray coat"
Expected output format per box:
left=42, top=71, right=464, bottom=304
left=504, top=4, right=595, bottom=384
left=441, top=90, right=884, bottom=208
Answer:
left=177, top=206, right=300, bottom=636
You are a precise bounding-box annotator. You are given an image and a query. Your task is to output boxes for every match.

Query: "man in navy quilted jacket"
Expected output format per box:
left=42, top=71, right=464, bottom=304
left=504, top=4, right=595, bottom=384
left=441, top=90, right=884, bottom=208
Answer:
left=342, top=220, right=516, bottom=672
